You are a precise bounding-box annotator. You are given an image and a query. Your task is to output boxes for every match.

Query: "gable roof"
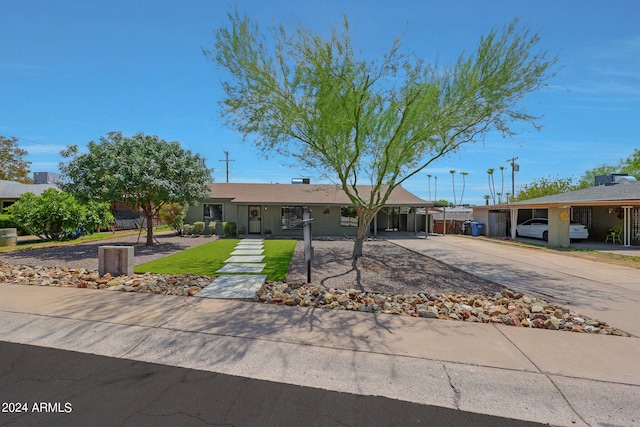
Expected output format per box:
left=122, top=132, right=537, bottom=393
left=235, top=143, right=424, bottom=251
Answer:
left=0, top=180, right=59, bottom=200
left=206, top=183, right=430, bottom=207
left=511, top=178, right=640, bottom=208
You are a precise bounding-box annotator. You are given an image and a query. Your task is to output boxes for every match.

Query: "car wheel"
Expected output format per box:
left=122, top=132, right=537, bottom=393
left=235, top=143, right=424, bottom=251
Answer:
left=542, top=231, right=548, bottom=241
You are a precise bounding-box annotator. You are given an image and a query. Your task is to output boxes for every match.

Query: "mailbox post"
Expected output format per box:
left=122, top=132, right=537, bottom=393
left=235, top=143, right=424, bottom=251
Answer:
left=302, top=209, right=314, bottom=283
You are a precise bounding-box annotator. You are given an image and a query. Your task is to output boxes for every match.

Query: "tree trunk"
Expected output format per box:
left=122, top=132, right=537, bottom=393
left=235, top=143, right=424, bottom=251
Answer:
left=352, top=220, right=368, bottom=259
left=145, top=212, right=154, bottom=246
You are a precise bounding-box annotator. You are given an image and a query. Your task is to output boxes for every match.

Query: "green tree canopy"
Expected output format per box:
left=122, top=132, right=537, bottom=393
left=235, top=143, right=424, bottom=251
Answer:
left=6, top=189, right=113, bottom=241
left=208, top=12, right=555, bottom=258
left=577, top=149, right=640, bottom=188
left=513, top=176, right=578, bottom=201
left=0, top=135, right=32, bottom=183
left=59, top=132, right=213, bottom=245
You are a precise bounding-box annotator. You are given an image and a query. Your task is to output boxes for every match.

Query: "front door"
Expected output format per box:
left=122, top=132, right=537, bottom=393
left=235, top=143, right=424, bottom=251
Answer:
left=248, top=206, right=261, bottom=234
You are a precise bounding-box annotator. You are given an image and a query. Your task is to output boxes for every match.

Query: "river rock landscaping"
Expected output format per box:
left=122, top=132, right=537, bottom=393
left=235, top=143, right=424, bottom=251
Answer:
left=0, top=261, right=213, bottom=297
left=256, top=281, right=632, bottom=336
left=0, top=236, right=633, bottom=337
left=0, top=260, right=631, bottom=336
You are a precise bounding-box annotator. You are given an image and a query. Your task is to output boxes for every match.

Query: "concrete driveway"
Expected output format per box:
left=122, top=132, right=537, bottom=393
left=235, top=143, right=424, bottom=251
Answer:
left=387, top=234, right=640, bottom=337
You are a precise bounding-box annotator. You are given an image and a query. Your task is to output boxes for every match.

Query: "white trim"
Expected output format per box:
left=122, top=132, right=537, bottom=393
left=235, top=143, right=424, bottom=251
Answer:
left=623, top=206, right=633, bottom=247
left=510, top=208, right=518, bottom=240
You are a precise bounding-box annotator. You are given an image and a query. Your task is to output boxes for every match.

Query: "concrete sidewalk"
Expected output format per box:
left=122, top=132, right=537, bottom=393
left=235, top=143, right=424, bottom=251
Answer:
left=0, top=283, right=638, bottom=426
left=388, top=234, right=640, bottom=338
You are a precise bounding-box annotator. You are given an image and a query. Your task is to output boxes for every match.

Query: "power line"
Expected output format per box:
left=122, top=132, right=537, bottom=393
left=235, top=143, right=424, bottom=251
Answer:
left=219, top=151, right=235, bottom=183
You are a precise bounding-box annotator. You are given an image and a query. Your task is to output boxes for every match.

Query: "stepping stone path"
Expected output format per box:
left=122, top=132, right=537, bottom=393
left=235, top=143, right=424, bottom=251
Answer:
left=196, top=239, right=267, bottom=299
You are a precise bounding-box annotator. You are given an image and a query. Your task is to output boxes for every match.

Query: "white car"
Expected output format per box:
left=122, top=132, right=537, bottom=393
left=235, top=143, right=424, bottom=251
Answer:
left=516, top=218, right=589, bottom=241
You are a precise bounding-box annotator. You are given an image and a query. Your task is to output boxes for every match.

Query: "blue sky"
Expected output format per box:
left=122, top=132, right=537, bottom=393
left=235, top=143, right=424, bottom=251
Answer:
left=2, top=0, right=639, bottom=205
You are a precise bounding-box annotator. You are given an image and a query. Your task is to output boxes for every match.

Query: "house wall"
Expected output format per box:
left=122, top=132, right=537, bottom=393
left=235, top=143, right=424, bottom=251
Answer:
left=591, top=206, right=625, bottom=242
left=472, top=209, right=489, bottom=234
left=187, top=202, right=363, bottom=237
left=488, top=211, right=508, bottom=237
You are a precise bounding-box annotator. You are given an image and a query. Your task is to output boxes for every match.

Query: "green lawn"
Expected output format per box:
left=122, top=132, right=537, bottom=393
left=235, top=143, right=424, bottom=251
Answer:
left=134, top=239, right=297, bottom=281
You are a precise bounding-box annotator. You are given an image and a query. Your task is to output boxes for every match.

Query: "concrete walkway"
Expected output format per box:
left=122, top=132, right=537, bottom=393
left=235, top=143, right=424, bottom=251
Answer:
left=387, top=233, right=640, bottom=337
left=196, top=238, right=267, bottom=299
left=0, top=280, right=638, bottom=426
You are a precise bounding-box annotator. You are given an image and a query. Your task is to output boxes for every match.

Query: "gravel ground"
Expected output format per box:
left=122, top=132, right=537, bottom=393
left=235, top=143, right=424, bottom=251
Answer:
left=1, top=235, right=631, bottom=335
left=287, top=240, right=505, bottom=295
left=0, top=232, right=217, bottom=270
left=2, top=234, right=503, bottom=296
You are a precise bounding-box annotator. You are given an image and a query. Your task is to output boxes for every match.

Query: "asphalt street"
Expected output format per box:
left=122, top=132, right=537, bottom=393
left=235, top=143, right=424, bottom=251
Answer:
left=0, top=341, right=547, bottom=427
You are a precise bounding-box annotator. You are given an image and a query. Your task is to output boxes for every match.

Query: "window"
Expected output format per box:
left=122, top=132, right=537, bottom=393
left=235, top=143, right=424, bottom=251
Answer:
left=340, top=206, right=358, bottom=227
left=571, top=207, right=592, bottom=228
left=204, top=204, right=223, bottom=222
left=1, top=201, right=14, bottom=213
left=281, top=206, right=306, bottom=229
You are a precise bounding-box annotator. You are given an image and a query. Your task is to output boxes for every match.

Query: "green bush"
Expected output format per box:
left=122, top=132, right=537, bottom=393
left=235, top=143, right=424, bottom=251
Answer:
left=183, top=224, right=194, bottom=235
left=223, top=221, right=237, bottom=237
left=159, top=202, right=188, bottom=235
left=5, top=189, right=113, bottom=241
left=0, top=214, right=29, bottom=235
left=193, top=221, right=205, bottom=235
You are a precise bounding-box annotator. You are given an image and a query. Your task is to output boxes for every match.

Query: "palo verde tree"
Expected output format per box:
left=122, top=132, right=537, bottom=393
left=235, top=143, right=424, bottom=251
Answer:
left=59, top=132, right=213, bottom=245
left=208, top=12, right=555, bottom=258
left=0, top=135, right=33, bottom=183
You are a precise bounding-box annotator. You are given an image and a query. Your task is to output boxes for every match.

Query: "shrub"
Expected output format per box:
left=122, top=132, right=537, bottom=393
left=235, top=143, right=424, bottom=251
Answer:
left=223, top=221, right=237, bottom=237
left=5, top=189, right=113, bottom=241
left=0, top=214, right=29, bottom=235
left=83, top=200, right=115, bottom=234
left=193, top=221, right=205, bottom=235
left=183, top=224, right=194, bottom=235
left=159, top=203, right=188, bottom=235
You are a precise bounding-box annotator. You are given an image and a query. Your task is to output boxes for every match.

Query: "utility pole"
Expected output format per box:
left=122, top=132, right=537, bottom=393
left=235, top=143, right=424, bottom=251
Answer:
left=507, top=157, right=519, bottom=202
left=219, top=151, right=234, bottom=183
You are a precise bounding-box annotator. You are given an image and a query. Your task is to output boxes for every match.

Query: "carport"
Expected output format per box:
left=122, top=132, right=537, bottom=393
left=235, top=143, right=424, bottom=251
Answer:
left=507, top=178, right=640, bottom=248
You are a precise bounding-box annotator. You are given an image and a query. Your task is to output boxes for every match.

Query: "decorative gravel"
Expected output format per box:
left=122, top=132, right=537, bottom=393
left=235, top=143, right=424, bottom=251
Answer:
left=0, top=234, right=632, bottom=336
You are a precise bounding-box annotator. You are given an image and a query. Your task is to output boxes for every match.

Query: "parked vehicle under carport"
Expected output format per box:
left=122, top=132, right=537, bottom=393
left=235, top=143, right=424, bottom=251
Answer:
left=515, top=218, right=589, bottom=241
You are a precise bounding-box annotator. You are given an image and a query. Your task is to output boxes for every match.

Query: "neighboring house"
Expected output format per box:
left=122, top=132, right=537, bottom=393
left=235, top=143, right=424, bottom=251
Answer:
left=473, top=175, right=640, bottom=247
left=0, top=179, right=59, bottom=213
left=186, top=182, right=431, bottom=238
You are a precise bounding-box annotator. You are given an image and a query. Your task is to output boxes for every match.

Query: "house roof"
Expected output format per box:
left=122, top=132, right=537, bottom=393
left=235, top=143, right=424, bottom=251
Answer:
left=510, top=178, right=640, bottom=208
left=206, top=183, right=430, bottom=207
left=0, top=180, right=59, bottom=200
